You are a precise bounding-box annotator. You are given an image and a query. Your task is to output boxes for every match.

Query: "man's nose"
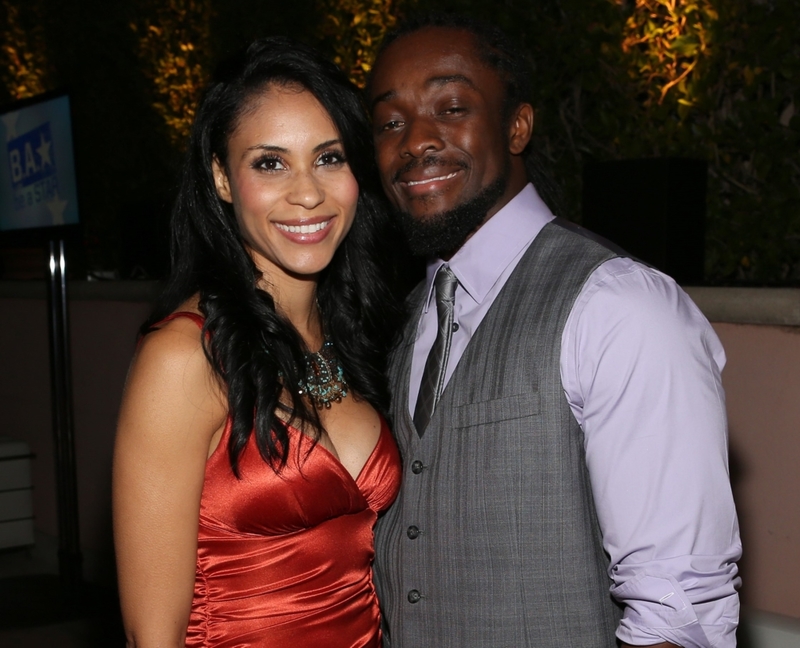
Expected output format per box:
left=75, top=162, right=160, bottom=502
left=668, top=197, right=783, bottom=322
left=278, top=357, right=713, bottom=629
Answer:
left=400, top=117, right=445, bottom=158
left=286, top=170, right=325, bottom=209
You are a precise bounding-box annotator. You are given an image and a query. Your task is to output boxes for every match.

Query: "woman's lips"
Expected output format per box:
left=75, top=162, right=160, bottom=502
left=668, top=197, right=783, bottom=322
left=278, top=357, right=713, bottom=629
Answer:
left=275, top=220, right=330, bottom=234
left=274, top=217, right=334, bottom=243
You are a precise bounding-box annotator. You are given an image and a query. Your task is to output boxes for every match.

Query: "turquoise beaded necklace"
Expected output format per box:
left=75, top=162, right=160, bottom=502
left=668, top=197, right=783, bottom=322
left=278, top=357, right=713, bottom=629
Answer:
left=299, top=339, right=348, bottom=409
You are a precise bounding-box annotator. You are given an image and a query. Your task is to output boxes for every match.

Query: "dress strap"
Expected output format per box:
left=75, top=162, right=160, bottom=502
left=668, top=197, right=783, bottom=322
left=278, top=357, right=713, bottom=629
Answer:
left=139, top=311, right=206, bottom=349
left=153, top=311, right=205, bottom=330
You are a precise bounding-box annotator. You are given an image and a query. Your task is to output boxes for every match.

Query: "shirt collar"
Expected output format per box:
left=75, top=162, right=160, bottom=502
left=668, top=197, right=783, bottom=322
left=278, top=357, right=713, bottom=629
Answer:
left=422, top=183, right=555, bottom=311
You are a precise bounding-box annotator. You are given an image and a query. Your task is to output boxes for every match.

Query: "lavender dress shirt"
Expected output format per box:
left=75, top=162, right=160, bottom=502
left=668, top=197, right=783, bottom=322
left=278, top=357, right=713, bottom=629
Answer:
left=408, top=183, right=741, bottom=647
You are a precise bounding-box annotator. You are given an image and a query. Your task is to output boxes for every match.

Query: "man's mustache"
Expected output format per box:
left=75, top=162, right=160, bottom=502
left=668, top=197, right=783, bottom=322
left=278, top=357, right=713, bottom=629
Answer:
left=392, top=155, right=469, bottom=183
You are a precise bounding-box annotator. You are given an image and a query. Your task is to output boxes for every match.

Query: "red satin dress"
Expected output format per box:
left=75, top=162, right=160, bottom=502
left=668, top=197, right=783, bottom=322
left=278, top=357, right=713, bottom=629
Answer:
left=162, top=313, right=401, bottom=647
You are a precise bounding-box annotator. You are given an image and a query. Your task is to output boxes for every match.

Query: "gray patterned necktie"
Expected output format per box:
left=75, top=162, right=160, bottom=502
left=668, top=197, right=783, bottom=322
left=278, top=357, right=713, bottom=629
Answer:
left=413, top=265, right=458, bottom=436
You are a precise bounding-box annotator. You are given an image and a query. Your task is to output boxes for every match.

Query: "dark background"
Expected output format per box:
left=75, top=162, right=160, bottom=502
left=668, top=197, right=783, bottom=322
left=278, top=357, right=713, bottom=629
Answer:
left=1, top=0, right=798, bottom=284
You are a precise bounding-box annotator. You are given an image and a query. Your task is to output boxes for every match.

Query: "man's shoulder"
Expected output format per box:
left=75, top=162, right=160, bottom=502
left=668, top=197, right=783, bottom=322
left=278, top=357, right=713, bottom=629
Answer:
left=569, top=256, right=717, bottom=356
left=509, top=218, right=623, bottom=288
left=545, top=218, right=630, bottom=258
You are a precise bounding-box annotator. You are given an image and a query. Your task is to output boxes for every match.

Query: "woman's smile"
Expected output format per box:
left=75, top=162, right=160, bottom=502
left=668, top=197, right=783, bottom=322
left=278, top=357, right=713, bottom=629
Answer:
left=212, top=85, right=359, bottom=287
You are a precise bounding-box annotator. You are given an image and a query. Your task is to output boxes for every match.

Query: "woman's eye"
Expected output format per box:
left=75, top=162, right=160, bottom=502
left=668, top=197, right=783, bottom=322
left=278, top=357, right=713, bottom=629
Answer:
left=317, top=150, right=346, bottom=167
left=253, top=156, right=285, bottom=171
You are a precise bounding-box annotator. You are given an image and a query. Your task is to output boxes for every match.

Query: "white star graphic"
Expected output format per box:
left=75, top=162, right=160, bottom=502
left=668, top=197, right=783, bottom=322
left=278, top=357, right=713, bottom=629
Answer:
left=37, top=133, right=53, bottom=168
left=2, top=112, right=19, bottom=141
left=46, top=191, right=69, bottom=225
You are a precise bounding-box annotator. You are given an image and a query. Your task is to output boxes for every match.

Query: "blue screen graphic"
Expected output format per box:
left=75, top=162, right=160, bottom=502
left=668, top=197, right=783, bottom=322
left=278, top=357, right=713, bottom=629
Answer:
left=0, top=94, right=79, bottom=231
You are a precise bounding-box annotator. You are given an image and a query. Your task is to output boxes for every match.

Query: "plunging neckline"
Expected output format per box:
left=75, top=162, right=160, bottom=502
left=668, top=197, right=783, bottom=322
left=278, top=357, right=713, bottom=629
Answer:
left=309, top=416, right=389, bottom=486
left=158, top=310, right=387, bottom=487
left=207, top=411, right=389, bottom=502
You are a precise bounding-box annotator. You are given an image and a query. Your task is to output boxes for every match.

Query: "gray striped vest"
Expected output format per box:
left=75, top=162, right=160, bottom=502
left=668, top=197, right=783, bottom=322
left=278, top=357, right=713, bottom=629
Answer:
left=375, top=220, right=623, bottom=647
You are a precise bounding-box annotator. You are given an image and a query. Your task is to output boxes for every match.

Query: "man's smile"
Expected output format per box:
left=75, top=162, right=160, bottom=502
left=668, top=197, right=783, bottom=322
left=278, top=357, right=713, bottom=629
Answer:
left=405, top=172, right=459, bottom=187
left=392, top=156, right=469, bottom=200
left=397, top=168, right=465, bottom=200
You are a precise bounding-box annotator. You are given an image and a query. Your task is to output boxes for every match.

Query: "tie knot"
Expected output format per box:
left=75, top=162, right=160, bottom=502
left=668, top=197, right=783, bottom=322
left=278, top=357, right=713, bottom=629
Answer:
left=434, top=265, right=458, bottom=304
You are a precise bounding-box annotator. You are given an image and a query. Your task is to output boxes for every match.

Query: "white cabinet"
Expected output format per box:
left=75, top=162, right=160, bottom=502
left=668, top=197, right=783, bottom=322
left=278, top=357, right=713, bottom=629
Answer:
left=0, top=437, right=35, bottom=549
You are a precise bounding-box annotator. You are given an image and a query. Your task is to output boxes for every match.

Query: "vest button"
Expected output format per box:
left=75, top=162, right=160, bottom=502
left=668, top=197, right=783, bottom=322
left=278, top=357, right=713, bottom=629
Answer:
left=407, top=589, right=422, bottom=604
left=411, top=460, right=424, bottom=474
left=407, top=525, right=420, bottom=539
left=452, top=321, right=459, bottom=332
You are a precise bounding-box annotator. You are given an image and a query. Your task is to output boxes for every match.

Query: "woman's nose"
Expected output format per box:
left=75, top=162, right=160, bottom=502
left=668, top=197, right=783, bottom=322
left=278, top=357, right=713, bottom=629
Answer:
left=286, top=170, right=325, bottom=209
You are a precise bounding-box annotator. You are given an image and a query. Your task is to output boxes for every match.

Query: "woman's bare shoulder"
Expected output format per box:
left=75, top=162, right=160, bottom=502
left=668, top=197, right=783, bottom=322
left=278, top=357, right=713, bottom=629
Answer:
left=139, top=295, right=205, bottom=363
left=137, top=316, right=204, bottom=369
left=125, top=303, right=225, bottom=437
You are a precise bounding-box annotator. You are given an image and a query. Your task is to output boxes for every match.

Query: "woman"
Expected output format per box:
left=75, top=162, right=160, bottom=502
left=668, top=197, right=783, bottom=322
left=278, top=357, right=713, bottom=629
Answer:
left=113, top=37, right=403, bottom=648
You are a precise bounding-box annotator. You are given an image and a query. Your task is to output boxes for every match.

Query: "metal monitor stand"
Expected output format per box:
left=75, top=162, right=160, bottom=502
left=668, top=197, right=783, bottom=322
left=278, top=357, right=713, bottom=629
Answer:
left=46, top=238, right=82, bottom=595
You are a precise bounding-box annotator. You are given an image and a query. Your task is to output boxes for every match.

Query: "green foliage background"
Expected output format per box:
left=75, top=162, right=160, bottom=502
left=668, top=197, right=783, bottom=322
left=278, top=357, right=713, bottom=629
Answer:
left=1, top=0, right=797, bottom=284
left=415, top=0, right=800, bottom=284
left=0, top=0, right=320, bottom=275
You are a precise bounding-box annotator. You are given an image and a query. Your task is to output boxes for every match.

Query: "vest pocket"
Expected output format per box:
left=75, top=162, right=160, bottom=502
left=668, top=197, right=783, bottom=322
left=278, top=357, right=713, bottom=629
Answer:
left=452, top=391, right=539, bottom=429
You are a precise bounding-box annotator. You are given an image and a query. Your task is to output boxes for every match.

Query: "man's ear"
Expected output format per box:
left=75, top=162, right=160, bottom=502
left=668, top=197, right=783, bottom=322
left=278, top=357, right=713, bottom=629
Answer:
left=508, top=103, right=534, bottom=155
left=212, top=156, right=233, bottom=203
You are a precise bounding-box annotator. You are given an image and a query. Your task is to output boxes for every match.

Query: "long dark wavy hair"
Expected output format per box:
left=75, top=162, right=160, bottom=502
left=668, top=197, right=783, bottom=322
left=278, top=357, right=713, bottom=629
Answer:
left=143, top=36, right=403, bottom=476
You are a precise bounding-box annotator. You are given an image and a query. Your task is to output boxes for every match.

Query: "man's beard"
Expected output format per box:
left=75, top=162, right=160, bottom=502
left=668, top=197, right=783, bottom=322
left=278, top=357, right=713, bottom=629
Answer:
left=394, top=173, right=508, bottom=258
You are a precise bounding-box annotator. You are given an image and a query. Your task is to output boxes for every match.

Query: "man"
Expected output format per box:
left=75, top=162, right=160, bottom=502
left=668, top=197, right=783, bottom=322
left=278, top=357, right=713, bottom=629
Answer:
left=368, top=14, right=741, bottom=648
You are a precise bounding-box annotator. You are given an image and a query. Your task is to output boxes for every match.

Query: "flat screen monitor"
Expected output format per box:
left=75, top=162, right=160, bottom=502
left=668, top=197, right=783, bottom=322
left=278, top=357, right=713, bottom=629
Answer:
left=0, top=92, right=79, bottom=233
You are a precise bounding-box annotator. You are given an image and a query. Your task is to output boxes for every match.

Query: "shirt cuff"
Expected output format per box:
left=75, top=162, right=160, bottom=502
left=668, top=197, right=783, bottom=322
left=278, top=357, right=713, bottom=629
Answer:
left=612, top=559, right=740, bottom=648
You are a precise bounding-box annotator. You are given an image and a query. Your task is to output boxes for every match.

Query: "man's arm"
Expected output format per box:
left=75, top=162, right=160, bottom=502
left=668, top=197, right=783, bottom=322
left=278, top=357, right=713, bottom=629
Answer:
left=561, top=258, right=741, bottom=648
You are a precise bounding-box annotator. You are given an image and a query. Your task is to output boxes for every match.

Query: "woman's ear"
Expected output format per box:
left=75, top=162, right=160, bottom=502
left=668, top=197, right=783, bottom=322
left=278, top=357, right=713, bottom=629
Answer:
left=212, top=156, right=233, bottom=203
left=508, top=103, right=534, bottom=155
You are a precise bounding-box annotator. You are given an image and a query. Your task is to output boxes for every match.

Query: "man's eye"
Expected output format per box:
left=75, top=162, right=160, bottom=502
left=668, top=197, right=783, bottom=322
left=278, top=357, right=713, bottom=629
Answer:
left=381, top=120, right=404, bottom=131
left=441, top=106, right=466, bottom=116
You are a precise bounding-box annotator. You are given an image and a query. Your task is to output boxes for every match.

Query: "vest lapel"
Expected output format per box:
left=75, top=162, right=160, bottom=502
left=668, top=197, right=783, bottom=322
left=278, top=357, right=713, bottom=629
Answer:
left=426, top=234, right=543, bottom=419
left=389, top=283, right=428, bottom=448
